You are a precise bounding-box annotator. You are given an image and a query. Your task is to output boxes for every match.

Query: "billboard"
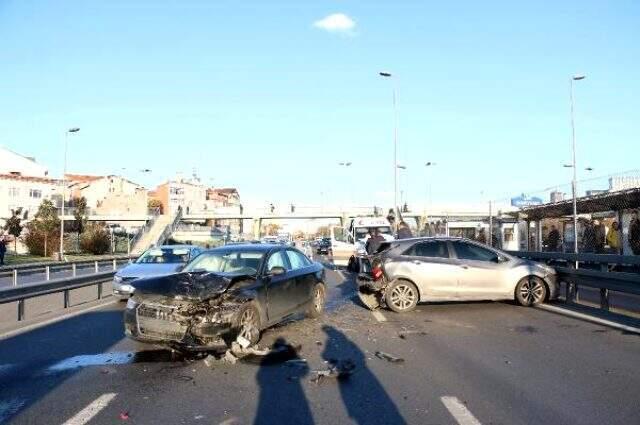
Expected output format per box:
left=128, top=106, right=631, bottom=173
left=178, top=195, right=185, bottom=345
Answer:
left=511, top=194, right=543, bottom=208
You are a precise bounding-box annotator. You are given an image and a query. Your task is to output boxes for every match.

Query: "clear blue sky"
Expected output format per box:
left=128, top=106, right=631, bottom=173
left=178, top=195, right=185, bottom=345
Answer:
left=1, top=0, right=638, bottom=207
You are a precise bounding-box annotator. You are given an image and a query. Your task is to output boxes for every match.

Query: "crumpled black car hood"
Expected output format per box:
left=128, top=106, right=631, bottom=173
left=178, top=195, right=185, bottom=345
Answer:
left=131, top=271, right=253, bottom=302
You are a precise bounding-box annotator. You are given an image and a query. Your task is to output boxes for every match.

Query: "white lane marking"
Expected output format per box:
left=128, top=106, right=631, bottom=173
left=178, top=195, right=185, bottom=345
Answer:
left=536, top=304, right=640, bottom=335
left=62, top=393, right=117, bottom=425
left=0, top=398, right=27, bottom=423
left=441, top=396, right=482, bottom=425
left=371, top=310, right=387, bottom=322
left=336, top=269, right=346, bottom=281
left=47, top=352, right=134, bottom=373
left=0, top=299, right=116, bottom=341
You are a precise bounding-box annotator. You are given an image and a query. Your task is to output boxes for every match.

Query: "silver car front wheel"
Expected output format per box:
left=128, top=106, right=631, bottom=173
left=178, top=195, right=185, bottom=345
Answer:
left=515, top=276, right=547, bottom=306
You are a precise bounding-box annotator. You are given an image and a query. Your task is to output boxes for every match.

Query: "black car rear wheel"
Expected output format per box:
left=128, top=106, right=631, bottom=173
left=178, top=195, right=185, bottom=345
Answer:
left=306, top=283, right=326, bottom=318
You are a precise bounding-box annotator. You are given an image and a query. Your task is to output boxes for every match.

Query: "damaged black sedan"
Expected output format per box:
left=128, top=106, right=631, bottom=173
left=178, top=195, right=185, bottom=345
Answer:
left=124, top=244, right=326, bottom=352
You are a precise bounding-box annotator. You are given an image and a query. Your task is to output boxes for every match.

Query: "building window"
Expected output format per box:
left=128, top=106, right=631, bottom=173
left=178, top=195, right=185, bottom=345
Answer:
left=504, top=228, right=514, bottom=242
left=170, top=187, right=184, bottom=195
left=8, top=187, right=19, bottom=197
left=30, top=189, right=42, bottom=199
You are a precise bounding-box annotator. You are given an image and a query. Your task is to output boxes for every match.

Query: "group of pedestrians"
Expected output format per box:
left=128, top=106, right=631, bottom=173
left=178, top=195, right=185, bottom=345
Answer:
left=544, top=210, right=640, bottom=255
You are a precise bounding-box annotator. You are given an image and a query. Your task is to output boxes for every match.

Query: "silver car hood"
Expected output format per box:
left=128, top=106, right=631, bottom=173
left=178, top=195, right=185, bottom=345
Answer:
left=116, top=263, right=184, bottom=279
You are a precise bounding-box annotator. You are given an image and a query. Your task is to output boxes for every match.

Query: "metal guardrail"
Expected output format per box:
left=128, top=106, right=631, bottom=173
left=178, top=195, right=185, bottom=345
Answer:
left=0, top=256, right=134, bottom=282
left=508, top=251, right=640, bottom=312
left=0, top=271, right=116, bottom=321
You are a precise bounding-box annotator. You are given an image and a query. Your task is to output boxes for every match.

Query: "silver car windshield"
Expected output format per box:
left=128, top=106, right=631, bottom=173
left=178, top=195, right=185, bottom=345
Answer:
left=183, top=251, right=264, bottom=275
left=136, top=247, right=191, bottom=264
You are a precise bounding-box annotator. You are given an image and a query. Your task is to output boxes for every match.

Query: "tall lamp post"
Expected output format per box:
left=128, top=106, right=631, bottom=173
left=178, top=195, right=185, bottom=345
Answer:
left=569, top=74, right=585, bottom=254
left=338, top=161, right=352, bottom=212
left=59, top=127, right=80, bottom=260
left=379, top=71, right=399, bottom=226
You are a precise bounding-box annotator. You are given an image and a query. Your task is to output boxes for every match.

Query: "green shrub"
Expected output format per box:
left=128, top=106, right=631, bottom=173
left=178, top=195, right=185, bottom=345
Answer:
left=80, top=223, right=111, bottom=255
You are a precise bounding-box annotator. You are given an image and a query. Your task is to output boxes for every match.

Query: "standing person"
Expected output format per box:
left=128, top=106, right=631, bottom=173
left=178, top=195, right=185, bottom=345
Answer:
left=629, top=210, right=640, bottom=255
left=547, top=225, right=560, bottom=252
left=0, top=235, right=6, bottom=266
left=365, top=228, right=385, bottom=255
left=476, top=228, right=487, bottom=244
left=606, top=221, right=622, bottom=254
left=397, top=221, right=413, bottom=239
left=594, top=220, right=606, bottom=254
left=582, top=220, right=596, bottom=253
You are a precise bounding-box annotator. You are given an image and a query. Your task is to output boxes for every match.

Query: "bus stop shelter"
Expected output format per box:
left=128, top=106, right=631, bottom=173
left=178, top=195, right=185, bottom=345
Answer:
left=513, top=187, right=640, bottom=253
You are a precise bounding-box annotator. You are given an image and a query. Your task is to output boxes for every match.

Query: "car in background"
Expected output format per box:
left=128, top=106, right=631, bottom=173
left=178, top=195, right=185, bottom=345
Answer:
left=112, top=245, right=203, bottom=299
left=124, top=243, right=326, bottom=351
left=357, top=237, right=558, bottom=313
left=316, top=238, right=332, bottom=255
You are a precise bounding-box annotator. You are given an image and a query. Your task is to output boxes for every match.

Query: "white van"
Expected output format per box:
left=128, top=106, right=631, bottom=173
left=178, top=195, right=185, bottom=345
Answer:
left=329, top=217, right=394, bottom=269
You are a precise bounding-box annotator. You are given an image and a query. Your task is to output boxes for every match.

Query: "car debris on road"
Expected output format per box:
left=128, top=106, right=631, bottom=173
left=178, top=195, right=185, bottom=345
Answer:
left=374, top=351, right=405, bottom=363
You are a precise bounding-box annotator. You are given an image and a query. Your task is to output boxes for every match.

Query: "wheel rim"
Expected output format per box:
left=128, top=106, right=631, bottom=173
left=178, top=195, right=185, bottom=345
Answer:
left=314, top=287, right=324, bottom=312
left=390, top=284, right=416, bottom=310
left=520, top=278, right=544, bottom=304
left=238, top=308, right=259, bottom=342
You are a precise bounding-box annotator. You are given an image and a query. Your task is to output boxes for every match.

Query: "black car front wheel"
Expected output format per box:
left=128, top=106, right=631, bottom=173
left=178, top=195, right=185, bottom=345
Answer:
left=234, top=302, right=262, bottom=345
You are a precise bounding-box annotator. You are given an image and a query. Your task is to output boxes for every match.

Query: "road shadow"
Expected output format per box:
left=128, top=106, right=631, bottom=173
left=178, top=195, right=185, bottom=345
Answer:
left=321, top=325, right=407, bottom=425
left=253, top=337, right=313, bottom=425
left=0, top=308, right=126, bottom=422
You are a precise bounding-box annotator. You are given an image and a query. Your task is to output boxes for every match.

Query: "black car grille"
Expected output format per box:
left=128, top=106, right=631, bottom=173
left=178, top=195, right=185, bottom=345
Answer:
left=136, top=304, right=187, bottom=341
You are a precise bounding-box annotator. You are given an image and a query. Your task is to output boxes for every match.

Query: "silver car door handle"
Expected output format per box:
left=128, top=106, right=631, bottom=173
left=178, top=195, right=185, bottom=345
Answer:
left=412, top=260, right=422, bottom=265
left=459, top=265, right=469, bottom=269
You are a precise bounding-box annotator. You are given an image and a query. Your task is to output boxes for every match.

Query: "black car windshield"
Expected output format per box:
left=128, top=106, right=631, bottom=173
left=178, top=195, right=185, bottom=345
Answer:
left=136, top=247, right=191, bottom=264
left=183, top=250, right=264, bottom=275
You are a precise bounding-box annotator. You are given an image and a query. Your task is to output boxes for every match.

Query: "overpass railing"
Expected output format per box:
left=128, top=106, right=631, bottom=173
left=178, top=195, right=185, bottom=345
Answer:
left=0, top=271, right=117, bottom=322
left=507, top=251, right=640, bottom=312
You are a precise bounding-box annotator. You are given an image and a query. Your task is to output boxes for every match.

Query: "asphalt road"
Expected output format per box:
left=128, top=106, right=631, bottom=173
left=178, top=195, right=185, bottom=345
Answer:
left=1, top=255, right=639, bottom=425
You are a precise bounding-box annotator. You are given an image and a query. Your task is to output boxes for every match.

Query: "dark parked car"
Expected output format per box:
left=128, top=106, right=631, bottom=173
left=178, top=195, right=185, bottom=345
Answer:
left=357, top=237, right=558, bottom=313
left=124, top=244, right=326, bottom=352
left=316, top=238, right=332, bottom=255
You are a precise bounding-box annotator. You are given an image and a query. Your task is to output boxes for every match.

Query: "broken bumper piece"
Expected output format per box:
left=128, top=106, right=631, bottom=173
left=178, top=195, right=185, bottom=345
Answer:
left=356, top=274, right=385, bottom=311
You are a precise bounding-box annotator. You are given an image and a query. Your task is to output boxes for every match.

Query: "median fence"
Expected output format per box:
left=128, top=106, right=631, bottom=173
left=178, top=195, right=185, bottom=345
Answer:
left=507, top=251, right=640, bottom=313
left=0, top=255, right=137, bottom=323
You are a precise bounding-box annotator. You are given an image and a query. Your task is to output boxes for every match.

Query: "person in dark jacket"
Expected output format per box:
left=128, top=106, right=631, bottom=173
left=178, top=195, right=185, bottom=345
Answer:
left=0, top=236, right=6, bottom=266
left=546, top=225, right=560, bottom=252
left=582, top=220, right=596, bottom=253
left=630, top=211, right=640, bottom=255
left=397, top=221, right=413, bottom=239
left=365, top=228, right=385, bottom=255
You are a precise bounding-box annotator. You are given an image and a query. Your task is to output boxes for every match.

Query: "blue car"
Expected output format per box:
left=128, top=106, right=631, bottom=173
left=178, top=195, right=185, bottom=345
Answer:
left=112, top=245, right=203, bottom=299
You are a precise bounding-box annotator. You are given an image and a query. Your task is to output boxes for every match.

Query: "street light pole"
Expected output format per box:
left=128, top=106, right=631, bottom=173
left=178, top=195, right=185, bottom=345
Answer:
left=380, top=72, right=398, bottom=229
left=570, top=75, right=585, bottom=254
left=59, top=127, right=80, bottom=261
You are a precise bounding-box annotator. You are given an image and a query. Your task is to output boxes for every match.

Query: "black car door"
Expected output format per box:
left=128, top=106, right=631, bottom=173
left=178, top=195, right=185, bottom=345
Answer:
left=285, top=249, right=316, bottom=308
left=264, top=249, right=296, bottom=322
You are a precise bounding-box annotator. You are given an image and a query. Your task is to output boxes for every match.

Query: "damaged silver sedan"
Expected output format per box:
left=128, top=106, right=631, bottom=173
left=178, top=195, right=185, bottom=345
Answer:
left=124, top=244, right=326, bottom=352
left=358, top=237, right=559, bottom=313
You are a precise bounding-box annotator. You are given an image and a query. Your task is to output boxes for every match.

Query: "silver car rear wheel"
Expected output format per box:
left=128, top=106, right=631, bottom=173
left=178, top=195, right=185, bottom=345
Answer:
left=516, top=276, right=547, bottom=306
left=385, top=280, right=419, bottom=313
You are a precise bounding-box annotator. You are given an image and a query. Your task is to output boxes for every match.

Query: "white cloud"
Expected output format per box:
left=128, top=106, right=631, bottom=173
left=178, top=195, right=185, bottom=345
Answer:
left=313, top=13, right=356, bottom=34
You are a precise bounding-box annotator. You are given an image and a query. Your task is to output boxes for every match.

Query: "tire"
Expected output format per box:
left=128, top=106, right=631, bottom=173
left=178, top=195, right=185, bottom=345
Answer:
left=306, top=283, right=326, bottom=318
left=234, top=302, right=262, bottom=345
left=385, top=279, right=419, bottom=313
left=515, top=276, right=547, bottom=306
